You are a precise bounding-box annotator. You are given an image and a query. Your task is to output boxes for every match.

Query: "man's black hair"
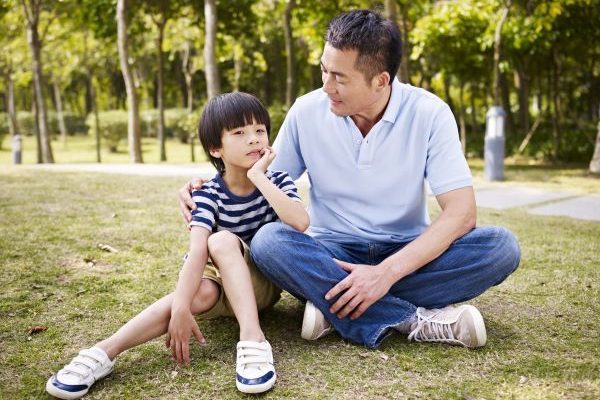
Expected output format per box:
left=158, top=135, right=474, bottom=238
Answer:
left=198, top=92, right=271, bottom=174
left=325, top=9, right=402, bottom=84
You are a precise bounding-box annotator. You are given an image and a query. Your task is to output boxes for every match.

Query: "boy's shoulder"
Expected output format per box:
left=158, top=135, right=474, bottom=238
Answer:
left=191, top=175, right=221, bottom=198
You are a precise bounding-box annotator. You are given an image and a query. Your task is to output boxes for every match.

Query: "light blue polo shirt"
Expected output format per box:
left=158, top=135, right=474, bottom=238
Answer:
left=270, top=78, right=472, bottom=243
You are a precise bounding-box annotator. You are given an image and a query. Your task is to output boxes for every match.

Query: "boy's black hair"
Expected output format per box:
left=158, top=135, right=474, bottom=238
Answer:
left=198, top=92, right=271, bottom=174
left=325, top=9, right=402, bottom=84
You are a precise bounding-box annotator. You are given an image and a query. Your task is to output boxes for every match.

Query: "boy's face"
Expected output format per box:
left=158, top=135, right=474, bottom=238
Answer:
left=210, top=120, right=269, bottom=171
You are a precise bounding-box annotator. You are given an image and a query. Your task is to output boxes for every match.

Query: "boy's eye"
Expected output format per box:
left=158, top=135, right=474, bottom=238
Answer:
left=233, top=130, right=244, bottom=135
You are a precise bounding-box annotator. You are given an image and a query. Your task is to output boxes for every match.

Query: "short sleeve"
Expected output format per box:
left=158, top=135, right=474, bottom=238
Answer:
left=270, top=171, right=302, bottom=202
left=425, top=104, right=472, bottom=196
left=270, top=101, right=306, bottom=180
left=188, top=189, right=218, bottom=232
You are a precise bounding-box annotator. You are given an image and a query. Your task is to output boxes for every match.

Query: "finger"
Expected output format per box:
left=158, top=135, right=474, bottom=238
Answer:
left=191, top=177, right=204, bottom=190
left=350, top=302, right=370, bottom=320
left=193, top=324, right=206, bottom=345
left=337, top=296, right=362, bottom=319
left=165, top=333, right=171, bottom=348
left=175, top=340, right=183, bottom=365
left=325, top=276, right=352, bottom=301
left=181, top=186, right=197, bottom=210
left=182, top=340, right=190, bottom=366
left=179, top=199, right=192, bottom=224
left=170, top=339, right=177, bottom=361
left=330, top=288, right=356, bottom=314
left=333, top=258, right=355, bottom=272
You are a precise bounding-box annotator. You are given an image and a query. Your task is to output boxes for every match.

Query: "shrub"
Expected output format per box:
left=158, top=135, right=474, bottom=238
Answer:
left=86, top=111, right=128, bottom=153
left=14, top=111, right=87, bottom=136
left=267, top=102, right=288, bottom=142
left=0, top=113, right=7, bottom=149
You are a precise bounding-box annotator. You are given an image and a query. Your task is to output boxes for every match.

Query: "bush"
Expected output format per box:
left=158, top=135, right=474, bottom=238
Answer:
left=141, top=108, right=197, bottom=142
left=0, top=113, right=7, bottom=149
left=267, top=103, right=289, bottom=142
left=14, top=111, right=87, bottom=136
left=86, top=111, right=128, bottom=153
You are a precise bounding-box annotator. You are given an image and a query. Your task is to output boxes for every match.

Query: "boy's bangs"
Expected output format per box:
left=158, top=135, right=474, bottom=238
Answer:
left=218, top=95, right=270, bottom=133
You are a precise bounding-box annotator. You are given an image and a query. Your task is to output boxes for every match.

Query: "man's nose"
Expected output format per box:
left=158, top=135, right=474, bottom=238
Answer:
left=322, top=74, right=335, bottom=94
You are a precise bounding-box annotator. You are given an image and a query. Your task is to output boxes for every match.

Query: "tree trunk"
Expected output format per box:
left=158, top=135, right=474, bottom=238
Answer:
left=31, top=84, right=42, bottom=163
left=493, top=1, right=511, bottom=106
left=52, top=77, right=68, bottom=148
left=156, top=19, right=167, bottom=161
left=551, top=46, right=562, bottom=162
left=470, top=82, right=478, bottom=135
left=181, top=40, right=194, bottom=112
left=117, top=0, right=143, bottom=163
left=589, top=108, right=600, bottom=174
left=283, top=0, right=296, bottom=107
left=442, top=74, right=455, bottom=115
left=23, top=0, right=54, bottom=163
left=233, top=43, right=243, bottom=92
left=204, top=0, right=220, bottom=99
left=6, top=73, right=21, bottom=137
left=515, top=67, right=530, bottom=134
left=90, top=75, right=101, bottom=163
left=458, top=81, right=467, bottom=155
left=499, top=71, right=514, bottom=135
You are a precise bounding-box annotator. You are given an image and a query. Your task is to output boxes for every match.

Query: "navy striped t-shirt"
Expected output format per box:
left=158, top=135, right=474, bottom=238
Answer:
left=189, top=171, right=302, bottom=243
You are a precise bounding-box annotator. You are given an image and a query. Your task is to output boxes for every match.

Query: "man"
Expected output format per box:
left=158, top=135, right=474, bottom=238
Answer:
left=180, top=10, right=520, bottom=349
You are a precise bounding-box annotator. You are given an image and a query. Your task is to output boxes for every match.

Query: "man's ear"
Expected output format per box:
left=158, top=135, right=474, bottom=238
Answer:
left=209, top=148, right=222, bottom=159
left=374, top=71, right=390, bottom=91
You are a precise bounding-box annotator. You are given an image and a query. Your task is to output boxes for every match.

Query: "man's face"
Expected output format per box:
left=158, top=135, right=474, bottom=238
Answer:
left=320, top=43, right=380, bottom=117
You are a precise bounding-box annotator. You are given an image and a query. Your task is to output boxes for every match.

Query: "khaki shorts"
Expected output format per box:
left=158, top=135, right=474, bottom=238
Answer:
left=199, top=238, right=281, bottom=319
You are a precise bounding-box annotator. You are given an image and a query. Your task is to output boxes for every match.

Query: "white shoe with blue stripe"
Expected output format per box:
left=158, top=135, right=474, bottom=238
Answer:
left=235, top=340, right=276, bottom=393
left=46, top=347, right=114, bottom=399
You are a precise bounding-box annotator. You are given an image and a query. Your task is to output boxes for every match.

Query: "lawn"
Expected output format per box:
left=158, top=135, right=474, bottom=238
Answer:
left=1, top=160, right=599, bottom=398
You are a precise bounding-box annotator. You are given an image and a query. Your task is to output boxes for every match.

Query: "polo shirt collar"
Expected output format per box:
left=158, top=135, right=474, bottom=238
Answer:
left=380, top=78, right=403, bottom=123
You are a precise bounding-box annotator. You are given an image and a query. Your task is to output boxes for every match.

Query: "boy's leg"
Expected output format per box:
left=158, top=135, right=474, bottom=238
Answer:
left=208, top=230, right=277, bottom=394
left=95, top=279, right=220, bottom=360
left=207, top=230, right=264, bottom=342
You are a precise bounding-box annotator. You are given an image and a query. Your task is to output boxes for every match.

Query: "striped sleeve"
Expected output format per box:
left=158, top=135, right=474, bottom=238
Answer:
left=188, top=188, right=218, bottom=232
left=270, top=171, right=302, bottom=202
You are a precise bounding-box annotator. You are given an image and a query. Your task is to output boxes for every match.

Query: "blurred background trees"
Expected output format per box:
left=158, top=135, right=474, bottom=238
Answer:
left=0, top=0, right=598, bottom=169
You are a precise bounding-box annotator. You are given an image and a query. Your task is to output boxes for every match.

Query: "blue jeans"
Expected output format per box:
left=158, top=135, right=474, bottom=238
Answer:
left=250, top=223, right=520, bottom=348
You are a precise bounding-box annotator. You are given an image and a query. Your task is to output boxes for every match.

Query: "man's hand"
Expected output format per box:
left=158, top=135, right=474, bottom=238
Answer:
left=178, top=178, right=206, bottom=223
left=325, top=259, right=394, bottom=320
left=165, top=308, right=206, bottom=365
left=248, top=146, right=276, bottom=176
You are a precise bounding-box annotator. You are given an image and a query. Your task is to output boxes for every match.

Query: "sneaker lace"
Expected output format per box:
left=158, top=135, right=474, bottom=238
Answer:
left=61, top=350, right=102, bottom=379
left=237, top=343, right=271, bottom=370
left=407, top=308, right=461, bottom=345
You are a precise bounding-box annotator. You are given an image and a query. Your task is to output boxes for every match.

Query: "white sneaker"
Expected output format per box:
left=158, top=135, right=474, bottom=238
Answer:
left=301, top=301, right=333, bottom=340
left=46, top=347, right=114, bottom=399
left=236, top=340, right=276, bottom=394
left=407, top=305, right=487, bottom=348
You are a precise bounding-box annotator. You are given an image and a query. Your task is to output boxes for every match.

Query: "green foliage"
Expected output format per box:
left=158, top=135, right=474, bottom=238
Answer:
left=268, top=102, right=289, bottom=141
left=0, top=113, right=8, bottom=148
left=86, top=110, right=128, bottom=152
left=15, top=112, right=87, bottom=137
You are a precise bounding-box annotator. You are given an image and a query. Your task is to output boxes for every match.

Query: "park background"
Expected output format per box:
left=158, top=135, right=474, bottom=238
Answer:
left=1, top=0, right=599, bottom=399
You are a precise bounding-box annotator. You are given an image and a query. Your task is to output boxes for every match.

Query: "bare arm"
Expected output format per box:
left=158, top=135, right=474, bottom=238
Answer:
left=247, top=147, right=310, bottom=231
left=167, top=227, right=211, bottom=364
left=326, top=186, right=476, bottom=319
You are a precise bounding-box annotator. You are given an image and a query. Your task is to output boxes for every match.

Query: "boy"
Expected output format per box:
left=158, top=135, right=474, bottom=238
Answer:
left=46, top=92, right=309, bottom=398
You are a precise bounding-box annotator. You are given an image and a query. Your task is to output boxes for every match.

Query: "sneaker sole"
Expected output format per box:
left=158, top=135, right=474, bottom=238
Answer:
left=301, top=302, right=319, bottom=340
left=461, top=305, right=487, bottom=348
left=236, top=373, right=276, bottom=394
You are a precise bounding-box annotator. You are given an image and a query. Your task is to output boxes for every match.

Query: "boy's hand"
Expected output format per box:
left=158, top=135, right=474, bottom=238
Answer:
left=248, top=146, right=276, bottom=176
left=165, top=308, right=206, bottom=365
left=179, top=178, right=207, bottom=223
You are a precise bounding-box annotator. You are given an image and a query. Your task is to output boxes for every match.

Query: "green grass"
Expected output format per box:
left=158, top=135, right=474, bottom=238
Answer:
left=1, top=159, right=599, bottom=398
left=0, top=134, right=206, bottom=165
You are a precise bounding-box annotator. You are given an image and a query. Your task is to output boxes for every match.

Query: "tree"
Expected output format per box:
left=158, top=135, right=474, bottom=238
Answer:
left=283, top=0, right=296, bottom=107
left=204, top=0, right=220, bottom=99
left=117, top=0, right=143, bottom=163
left=589, top=112, right=600, bottom=174
left=20, top=0, right=54, bottom=163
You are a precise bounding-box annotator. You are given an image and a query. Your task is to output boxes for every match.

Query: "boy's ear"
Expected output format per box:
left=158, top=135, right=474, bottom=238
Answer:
left=209, top=148, right=222, bottom=159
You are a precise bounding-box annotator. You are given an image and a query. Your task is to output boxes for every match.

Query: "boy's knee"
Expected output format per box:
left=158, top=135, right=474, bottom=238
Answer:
left=191, top=280, right=220, bottom=314
left=207, top=230, right=240, bottom=257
